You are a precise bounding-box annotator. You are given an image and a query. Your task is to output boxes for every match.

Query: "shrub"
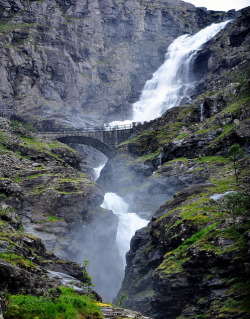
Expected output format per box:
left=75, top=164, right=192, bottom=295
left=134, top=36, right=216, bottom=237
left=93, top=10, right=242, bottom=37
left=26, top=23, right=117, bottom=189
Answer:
left=10, top=120, right=36, bottom=138
left=225, top=192, right=250, bottom=227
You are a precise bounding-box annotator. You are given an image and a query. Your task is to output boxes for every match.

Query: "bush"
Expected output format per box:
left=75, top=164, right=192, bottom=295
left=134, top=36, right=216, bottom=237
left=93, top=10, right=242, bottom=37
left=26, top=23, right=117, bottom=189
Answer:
left=226, top=192, right=250, bottom=227
left=10, top=120, right=36, bottom=138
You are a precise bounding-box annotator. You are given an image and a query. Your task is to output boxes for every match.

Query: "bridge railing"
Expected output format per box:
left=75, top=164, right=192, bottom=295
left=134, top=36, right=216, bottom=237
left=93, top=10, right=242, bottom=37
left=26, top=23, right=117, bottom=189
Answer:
left=39, top=124, right=134, bottom=133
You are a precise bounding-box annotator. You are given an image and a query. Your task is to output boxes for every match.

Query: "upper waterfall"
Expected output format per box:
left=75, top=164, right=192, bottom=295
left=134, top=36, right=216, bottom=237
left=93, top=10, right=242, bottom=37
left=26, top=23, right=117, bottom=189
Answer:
left=109, top=20, right=231, bottom=127
left=132, top=20, right=231, bottom=122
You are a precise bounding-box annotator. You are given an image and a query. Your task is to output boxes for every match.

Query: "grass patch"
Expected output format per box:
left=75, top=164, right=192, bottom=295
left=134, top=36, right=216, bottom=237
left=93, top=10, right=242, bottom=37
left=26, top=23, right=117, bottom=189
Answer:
left=197, top=156, right=229, bottom=165
left=4, top=287, right=102, bottom=319
left=44, top=214, right=64, bottom=223
left=135, top=150, right=161, bottom=162
left=174, top=132, right=189, bottom=140
left=212, top=124, right=234, bottom=144
left=0, top=252, right=36, bottom=269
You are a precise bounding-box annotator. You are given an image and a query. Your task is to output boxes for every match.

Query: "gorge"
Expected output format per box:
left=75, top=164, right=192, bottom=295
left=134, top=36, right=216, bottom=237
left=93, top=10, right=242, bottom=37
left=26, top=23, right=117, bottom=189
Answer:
left=0, top=1, right=250, bottom=319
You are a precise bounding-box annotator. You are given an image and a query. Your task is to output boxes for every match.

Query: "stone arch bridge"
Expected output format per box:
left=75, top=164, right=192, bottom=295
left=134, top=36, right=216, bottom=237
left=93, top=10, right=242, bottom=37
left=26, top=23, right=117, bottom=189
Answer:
left=39, top=124, right=136, bottom=158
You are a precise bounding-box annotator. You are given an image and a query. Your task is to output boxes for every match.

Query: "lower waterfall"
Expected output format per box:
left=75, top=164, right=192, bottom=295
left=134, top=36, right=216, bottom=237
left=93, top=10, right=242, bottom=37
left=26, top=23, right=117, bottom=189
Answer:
left=101, top=192, right=148, bottom=267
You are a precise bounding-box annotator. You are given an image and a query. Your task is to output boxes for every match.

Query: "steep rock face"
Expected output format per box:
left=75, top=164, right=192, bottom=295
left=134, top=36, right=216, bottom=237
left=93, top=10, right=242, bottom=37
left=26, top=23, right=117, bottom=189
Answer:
left=192, top=6, right=250, bottom=98
left=0, top=207, right=96, bottom=297
left=117, top=174, right=250, bottom=318
left=0, top=0, right=235, bottom=126
left=0, top=117, right=122, bottom=301
left=0, top=118, right=104, bottom=254
left=115, top=152, right=250, bottom=318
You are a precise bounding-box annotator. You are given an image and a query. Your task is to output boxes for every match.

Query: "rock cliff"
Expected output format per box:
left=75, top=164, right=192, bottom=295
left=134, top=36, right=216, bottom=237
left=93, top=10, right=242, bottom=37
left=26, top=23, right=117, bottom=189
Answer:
left=0, top=0, right=236, bottom=127
left=0, top=117, right=123, bottom=301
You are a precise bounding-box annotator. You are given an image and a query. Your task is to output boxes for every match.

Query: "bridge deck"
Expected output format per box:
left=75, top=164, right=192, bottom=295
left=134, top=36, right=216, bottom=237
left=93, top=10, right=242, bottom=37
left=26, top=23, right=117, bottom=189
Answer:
left=39, top=124, right=135, bottom=158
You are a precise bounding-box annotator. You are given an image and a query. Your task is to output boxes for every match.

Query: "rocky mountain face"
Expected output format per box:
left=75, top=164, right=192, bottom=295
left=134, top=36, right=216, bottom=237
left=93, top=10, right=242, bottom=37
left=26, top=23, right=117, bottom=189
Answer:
left=98, top=8, right=250, bottom=319
left=0, top=203, right=104, bottom=318
left=0, top=117, right=123, bottom=301
left=0, top=206, right=152, bottom=319
left=0, top=0, right=236, bottom=128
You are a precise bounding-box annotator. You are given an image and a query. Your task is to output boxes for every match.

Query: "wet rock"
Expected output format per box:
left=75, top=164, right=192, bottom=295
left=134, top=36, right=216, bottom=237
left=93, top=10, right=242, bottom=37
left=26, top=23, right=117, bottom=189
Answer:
left=101, top=306, right=152, bottom=319
left=0, top=292, right=7, bottom=319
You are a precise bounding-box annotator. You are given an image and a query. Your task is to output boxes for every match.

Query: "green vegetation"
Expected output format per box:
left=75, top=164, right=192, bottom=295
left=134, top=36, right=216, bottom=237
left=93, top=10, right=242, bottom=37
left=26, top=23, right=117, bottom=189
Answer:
left=212, top=124, right=234, bottom=144
left=4, top=287, right=102, bottom=319
left=0, top=252, right=36, bottom=269
left=120, top=121, right=185, bottom=160
left=118, top=293, right=126, bottom=308
left=225, top=192, right=250, bottom=227
left=10, top=120, right=36, bottom=137
left=44, top=214, right=64, bottom=223
left=135, top=150, right=161, bottom=162
left=228, top=143, right=247, bottom=182
left=82, top=260, right=93, bottom=286
left=0, top=22, right=38, bottom=34
left=174, top=132, right=189, bottom=140
left=197, top=155, right=229, bottom=165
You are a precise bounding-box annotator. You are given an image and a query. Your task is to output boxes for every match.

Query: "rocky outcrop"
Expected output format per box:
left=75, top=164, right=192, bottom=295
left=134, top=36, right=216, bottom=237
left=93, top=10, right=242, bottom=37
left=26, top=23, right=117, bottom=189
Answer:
left=0, top=116, right=122, bottom=301
left=0, top=207, right=95, bottom=297
left=101, top=306, right=151, bottom=319
left=116, top=171, right=250, bottom=318
left=0, top=0, right=236, bottom=127
left=193, top=6, right=250, bottom=98
left=99, top=89, right=250, bottom=218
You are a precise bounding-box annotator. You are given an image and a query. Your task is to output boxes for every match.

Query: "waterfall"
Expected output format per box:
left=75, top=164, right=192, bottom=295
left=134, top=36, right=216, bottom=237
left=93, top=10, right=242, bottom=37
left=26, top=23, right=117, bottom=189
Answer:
left=101, top=192, right=148, bottom=267
left=132, top=20, right=231, bottom=122
left=87, top=21, right=232, bottom=299
left=93, top=163, right=106, bottom=181
left=109, top=20, right=231, bottom=126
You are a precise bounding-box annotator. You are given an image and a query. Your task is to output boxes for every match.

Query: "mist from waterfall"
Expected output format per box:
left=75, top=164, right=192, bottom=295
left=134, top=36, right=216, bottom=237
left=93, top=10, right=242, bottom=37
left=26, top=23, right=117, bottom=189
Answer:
left=109, top=20, right=231, bottom=126
left=101, top=193, right=148, bottom=267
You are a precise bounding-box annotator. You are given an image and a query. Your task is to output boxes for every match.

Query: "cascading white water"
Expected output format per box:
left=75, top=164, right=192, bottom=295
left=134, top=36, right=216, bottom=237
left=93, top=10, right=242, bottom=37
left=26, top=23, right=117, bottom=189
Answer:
left=101, top=192, right=148, bottom=267
left=133, top=20, right=231, bottom=122
left=93, top=163, right=106, bottom=181
left=109, top=20, right=231, bottom=126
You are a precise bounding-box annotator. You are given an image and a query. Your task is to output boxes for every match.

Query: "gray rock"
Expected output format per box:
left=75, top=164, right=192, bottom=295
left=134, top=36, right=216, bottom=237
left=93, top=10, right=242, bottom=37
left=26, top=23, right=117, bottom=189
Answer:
left=0, top=0, right=235, bottom=126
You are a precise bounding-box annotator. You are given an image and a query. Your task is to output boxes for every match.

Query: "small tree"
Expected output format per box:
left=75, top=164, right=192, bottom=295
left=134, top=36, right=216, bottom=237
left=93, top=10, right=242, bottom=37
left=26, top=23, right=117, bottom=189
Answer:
left=118, top=293, right=126, bottom=308
left=82, top=260, right=93, bottom=287
left=228, top=144, right=246, bottom=182
left=226, top=192, right=250, bottom=227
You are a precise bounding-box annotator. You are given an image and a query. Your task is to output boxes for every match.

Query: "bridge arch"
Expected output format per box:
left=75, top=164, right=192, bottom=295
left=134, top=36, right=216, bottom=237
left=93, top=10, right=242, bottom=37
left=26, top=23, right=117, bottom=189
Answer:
left=56, top=135, right=114, bottom=158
